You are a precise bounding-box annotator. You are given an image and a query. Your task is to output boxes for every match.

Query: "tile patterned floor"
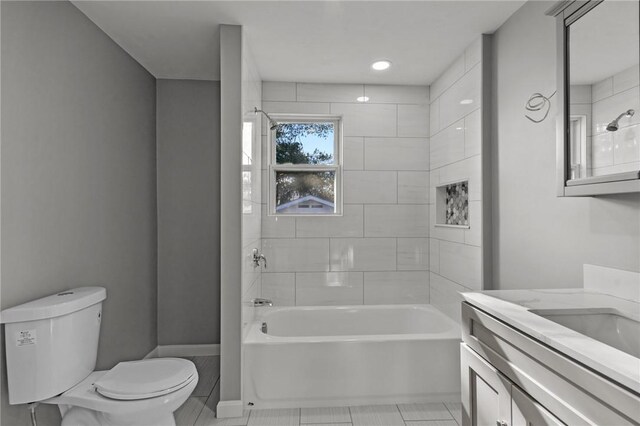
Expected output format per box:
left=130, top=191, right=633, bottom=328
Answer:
left=175, top=356, right=461, bottom=426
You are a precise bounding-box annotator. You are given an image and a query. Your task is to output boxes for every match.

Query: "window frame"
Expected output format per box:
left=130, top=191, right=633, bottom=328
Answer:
left=267, top=114, right=343, bottom=216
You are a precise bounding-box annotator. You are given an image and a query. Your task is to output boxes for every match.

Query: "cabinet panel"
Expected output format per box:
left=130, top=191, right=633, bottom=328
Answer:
left=461, top=344, right=511, bottom=426
left=511, top=386, right=564, bottom=426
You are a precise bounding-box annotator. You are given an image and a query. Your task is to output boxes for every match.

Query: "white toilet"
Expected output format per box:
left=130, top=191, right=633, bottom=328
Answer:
left=0, top=287, right=198, bottom=426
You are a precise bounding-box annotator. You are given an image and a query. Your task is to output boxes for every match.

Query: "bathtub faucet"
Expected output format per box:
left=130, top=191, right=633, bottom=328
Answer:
left=252, top=248, right=267, bottom=269
left=251, top=298, right=273, bottom=307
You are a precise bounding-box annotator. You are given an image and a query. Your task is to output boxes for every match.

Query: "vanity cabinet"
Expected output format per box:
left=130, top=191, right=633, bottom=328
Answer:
left=461, top=302, right=640, bottom=426
left=462, top=344, right=563, bottom=426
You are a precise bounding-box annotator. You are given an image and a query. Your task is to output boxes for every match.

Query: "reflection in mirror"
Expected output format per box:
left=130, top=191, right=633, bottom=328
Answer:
left=568, top=0, right=639, bottom=180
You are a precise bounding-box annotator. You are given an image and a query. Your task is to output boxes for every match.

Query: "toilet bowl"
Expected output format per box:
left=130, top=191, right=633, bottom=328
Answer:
left=48, top=358, right=199, bottom=426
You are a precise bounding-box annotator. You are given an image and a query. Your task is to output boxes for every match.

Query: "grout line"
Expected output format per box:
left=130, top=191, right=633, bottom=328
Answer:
left=396, top=404, right=406, bottom=422
left=443, top=403, right=459, bottom=426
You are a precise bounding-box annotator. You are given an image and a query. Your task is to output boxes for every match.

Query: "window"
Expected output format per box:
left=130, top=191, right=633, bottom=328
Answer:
left=268, top=115, right=342, bottom=215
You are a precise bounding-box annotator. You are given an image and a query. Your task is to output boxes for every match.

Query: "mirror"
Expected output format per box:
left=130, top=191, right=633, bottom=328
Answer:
left=567, top=0, right=639, bottom=183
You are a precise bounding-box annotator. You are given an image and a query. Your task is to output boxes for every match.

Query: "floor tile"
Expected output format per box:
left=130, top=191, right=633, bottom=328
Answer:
left=404, top=421, right=458, bottom=426
left=301, top=406, right=351, bottom=424
left=444, top=402, right=462, bottom=425
left=305, top=424, right=351, bottom=426
left=192, top=356, right=221, bottom=397
left=196, top=410, right=251, bottom=426
left=175, top=397, right=207, bottom=426
left=398, top=403, right=453, bottom=421
left=349, top=405, right=405, bottom=426
left=247, top=408, right=300, bottom=426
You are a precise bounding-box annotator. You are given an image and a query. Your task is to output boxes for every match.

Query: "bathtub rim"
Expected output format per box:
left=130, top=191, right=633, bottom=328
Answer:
left=245, top=303, right=461, bottom=344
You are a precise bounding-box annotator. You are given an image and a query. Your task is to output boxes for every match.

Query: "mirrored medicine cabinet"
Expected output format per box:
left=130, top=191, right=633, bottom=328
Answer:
left=548, top=0, right=640, bottom=196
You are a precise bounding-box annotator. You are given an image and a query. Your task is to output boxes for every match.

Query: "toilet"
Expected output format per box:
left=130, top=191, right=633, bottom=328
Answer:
left=0, top=287, right=198, bottom=426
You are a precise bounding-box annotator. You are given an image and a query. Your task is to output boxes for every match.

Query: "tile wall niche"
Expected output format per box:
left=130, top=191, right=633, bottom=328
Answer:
left=260, top=82, right=430, bottom=306
left=572, top=64, right=640, bottom=176
left=429, top=36, right=491, bottom=323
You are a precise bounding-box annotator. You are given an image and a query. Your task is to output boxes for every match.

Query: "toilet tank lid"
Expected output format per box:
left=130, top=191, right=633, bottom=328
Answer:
left=0, top=287, right=106, bottom=324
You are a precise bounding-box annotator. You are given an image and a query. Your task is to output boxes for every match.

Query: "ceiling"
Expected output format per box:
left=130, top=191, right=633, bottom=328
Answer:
left=72, top=1, right=526, bottom=85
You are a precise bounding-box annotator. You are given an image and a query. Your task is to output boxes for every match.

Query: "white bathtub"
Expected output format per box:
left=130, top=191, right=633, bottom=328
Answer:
left=243, top=304, right=461, bottom=409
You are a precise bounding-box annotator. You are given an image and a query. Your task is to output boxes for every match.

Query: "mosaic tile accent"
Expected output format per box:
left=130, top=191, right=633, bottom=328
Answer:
left=445, top=181, right=468, bottom=226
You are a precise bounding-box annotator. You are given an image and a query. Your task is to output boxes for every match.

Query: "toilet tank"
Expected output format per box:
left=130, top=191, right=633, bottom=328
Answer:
left=0, top=287, right=106, bottom=404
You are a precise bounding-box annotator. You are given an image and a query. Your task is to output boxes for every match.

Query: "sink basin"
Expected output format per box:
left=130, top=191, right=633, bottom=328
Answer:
left=530, top=308, right=640, bottom=358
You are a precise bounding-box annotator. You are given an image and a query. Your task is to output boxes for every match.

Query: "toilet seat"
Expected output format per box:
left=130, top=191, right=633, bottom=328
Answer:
left=93, top=358, right=196, bottom=400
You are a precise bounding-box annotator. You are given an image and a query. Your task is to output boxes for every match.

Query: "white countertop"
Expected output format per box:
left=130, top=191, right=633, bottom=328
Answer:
left=462, top=289, right=640, bottom=395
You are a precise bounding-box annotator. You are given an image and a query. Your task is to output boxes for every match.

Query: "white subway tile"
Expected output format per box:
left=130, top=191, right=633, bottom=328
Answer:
left=262, top=101, right=331, bottom=115
left=429, top=238, right=440, bottom=274
left=430, top=272, right=468, bottom=323
left=591, top=133, right=614, bottom=169
left=263, top=82, right=296, bottom=102
left=364, top=205, right=429, bottom=237
left=464, top=109, right=482, bottom=158
left=296, top=204, right=364, bottom=238
left=592, top=77, right=613, bottom=103
left=343, top=171, right=397, bottom=204
left=430, top=97, right=440, bottom=136
left=262, top=273, right=295, bottom=306
left=343, top=137, right=364, bottom=170
left=570, top=85, right=592, bottom=104
left=464, top=37, right=482, bottom=72
left=431, top=55, right=465, bottom=101
left=262, top=238, right=330, bottom=272
left=398, top=104, right=430, bottom=137
left=437, top=155, right=482, bottom=201
left=429, top=203, right=465, bottom=244
left=613, top=64, right=639, bottom=95
left=330, top=238, right=396, bottom=271
left=364, top=137, right=429, bottom=171
left=296, top=272, right=364, bottom=306
left=439, top=241, right=482, bottom=290
left=262, top=205, right=296, bottom=238
left=297, top=83, right=364, bottom=103
left=397, top=238, right=429, bottom=271
left=364, top=85, right=429, bottom=104
left=429, top=170, right=439, bottom=204
left=331, top=103, right=397, bottom=137
left=464, top=201, right=482, bottom=247
left=364, top=271, right=429, bottom=304
left=430, top=120, right=465, bottom=169
left=397, top=171, right=429, bottom=204
left=439, top=65, right=481, bottom=129
left=613, top=124, right=640, bottom=166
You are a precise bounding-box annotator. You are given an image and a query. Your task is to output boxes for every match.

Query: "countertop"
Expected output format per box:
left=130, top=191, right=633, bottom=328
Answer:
left=462, top=289, right=640, bottom=395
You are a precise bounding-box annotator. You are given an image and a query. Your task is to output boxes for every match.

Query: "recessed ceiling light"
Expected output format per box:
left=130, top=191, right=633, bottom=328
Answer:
left=460, top=99, right=474, bottom=105
left=371, top=60, right=391, bottom=71
left=357, top=96, right=370, bottom=103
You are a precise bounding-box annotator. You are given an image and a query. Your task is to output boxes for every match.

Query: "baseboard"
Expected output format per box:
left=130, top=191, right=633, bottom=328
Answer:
left=216, top=400, right=244, bottom=418
left=150, top=344, right=220, bottom=358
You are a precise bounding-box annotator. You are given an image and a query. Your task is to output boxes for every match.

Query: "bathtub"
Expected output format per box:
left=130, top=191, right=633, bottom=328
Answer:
left=243, top=304, right=461, bottom=409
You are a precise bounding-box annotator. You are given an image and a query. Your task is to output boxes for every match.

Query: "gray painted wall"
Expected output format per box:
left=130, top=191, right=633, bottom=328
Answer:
left=491, top=0, right=640, bottom=290
left=1, top=1, right=157, bottom=424
left=156, top=79, right=221, bottom=345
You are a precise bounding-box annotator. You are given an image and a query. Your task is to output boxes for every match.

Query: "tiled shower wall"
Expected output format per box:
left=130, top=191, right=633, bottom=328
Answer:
left=572, top=64, right=639, bottom=176
left=260, top=82, right=430, bottom=306
left=241, top=47, right=263, bottom=335
left=428, top=37, right=487, bottom=322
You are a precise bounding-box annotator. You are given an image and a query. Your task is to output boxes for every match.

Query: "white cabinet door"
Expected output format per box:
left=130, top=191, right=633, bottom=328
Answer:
left=461, top=344, right=511, bottom=426
left=511, top=386, right=565, bottom=426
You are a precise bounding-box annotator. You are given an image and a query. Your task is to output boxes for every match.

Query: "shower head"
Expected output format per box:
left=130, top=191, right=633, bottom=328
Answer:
left=606, top=109, right=635, bottom=132
left=254, top=107, right=279, bottom=131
